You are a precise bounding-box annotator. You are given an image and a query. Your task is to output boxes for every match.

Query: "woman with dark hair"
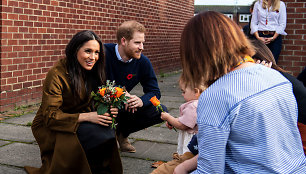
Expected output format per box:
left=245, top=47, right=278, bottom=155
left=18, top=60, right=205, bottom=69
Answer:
left=24, top=30, right=122, bottom=174
left=251, top=39, right=306, bottom=155
left=175, top=11, right=305, bottom=173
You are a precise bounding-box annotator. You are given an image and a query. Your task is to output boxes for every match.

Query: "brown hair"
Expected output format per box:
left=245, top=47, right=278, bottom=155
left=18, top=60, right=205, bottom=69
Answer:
left=250, top=0, right=257, bottom=11
left=250, top=39, right=287, bottom=72
left=180, top=11, right=255, bottom=88
left=262, top=0, right=280, bottom=11
left=116, top=20, right=146, bottom=43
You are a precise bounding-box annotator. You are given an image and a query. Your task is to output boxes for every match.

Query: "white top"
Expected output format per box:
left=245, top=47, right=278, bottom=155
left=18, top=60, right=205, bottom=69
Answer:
left=251, top=0, right=287, bottom=35
left=177, top=100, right=198, bottom=155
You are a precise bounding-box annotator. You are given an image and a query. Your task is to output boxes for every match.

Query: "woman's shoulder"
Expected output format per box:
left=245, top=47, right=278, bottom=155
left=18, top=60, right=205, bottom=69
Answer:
left=45, top=59, right=69, bottom=83
left=255, top=0, right=261, bottom=7
left=278, top=1, right=286, bottom=9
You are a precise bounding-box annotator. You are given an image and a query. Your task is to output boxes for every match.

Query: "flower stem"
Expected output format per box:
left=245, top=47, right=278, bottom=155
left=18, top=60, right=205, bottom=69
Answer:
left=111, top=117, right=116, bottom=129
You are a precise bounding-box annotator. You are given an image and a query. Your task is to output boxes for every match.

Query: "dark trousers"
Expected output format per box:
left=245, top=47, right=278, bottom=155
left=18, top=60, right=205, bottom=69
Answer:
left=116, top=104, right=168, bottom=137
left=259, top=33, right=282, bottom=63
left=85, top=139, right=123, bottom=174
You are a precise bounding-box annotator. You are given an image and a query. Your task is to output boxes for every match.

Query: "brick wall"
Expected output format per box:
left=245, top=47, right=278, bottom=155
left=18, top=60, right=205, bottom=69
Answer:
left=0, top=0, right=194, bottom=112
left=279, top=0, right=306, bottom=76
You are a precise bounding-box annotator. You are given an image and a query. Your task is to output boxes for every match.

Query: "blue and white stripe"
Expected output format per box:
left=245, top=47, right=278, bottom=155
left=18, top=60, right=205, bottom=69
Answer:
left=192, top=65, right=306, bottom=173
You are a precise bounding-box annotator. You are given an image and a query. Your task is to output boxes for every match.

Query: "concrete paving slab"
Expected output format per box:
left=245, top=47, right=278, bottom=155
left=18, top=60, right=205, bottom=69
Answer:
left=130, top=126, right=178, bottom=144
left=121, top=156, right=154, bottom=174
left=0, top=124, right=35, bottom=142
left=168, top=109, right=180, bottom=118
left=162, top=101, right=182, bottom=111
left=160, top=96, right=184, bottom=103
left=2, top=113, right=35, bottom=125
left=121, top=141, right=177, bottom=162
left=0, top=143, right=41, bottom=168
left=0, top=140, right=11, bottom=147
left=0, top=164, right=26, bottom=174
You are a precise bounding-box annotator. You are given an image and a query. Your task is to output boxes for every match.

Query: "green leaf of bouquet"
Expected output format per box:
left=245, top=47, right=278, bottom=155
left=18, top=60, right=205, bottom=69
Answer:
left=94, top=96, right=100, bottom=100
left=97, top=103, right=108, bottom=115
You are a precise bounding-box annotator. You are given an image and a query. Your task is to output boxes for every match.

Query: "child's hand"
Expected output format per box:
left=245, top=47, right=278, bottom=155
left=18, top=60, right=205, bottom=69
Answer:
left=161, top=112, right=171, bottom=121
left=165, top=121, right=173, bottom=130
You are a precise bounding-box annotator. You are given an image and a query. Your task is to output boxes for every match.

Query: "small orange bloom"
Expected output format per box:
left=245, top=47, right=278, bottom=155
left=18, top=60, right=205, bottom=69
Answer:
left=150, top=96, right=160, bottom=106
left=115, top=87, right=124, bottom=98
left=99, top=88, right=106, bottom=96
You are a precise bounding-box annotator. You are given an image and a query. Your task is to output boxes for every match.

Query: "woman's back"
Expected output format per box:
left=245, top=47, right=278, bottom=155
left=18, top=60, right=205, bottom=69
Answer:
left=197, top=65, right=306, bottom=173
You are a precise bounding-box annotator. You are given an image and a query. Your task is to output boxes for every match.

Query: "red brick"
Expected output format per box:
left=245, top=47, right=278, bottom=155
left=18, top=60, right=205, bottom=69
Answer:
left=13, top=46, right=23, bottom=52
left=19, top=2, right=29, bottom=8
left=13, top=7, right=24, bottom=13
left=7, top=77, right=17, bottom=84
left=13, top=70, right=23, bottom=77
left=1, top=72, right=13, bottom=78
left=18, top=76, right=27, bottom=83
left=7, top=14, right=18, bottom=20
left=287, top=2, right=304, bottom=7
left=7, top=26, right=18, bottom=32
left=2, top=13, right=7, bottom=19
left=19, top=27, right=29, bottom=33
left=296, top=7, right=306, bottom=13
left=51, top=0, right=59, bottom=6
left=18, top=51, right=29, bottom=57
left=24, top=8, right=33, bottom=15
left=1, top=46, right=13, bottom=52
left=14, top=20, right=23, bottom=26
left=8, top=65, right=18, bottom=71
left=23, top=82, right=33, bottom=88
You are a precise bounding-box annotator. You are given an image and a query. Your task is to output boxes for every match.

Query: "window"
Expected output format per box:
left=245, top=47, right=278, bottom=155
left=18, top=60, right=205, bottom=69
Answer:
left=239, top=14, right=251, bottom=22
left=224, top=14, right=233, bottom=20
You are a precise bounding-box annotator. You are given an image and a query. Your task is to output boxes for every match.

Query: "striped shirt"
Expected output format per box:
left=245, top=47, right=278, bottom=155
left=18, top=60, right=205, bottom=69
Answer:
left=192, top=65, right=306, bottom=173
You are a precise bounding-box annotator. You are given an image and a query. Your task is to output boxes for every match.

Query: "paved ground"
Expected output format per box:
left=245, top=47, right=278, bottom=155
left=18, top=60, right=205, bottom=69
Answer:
left=0, top=71, right=184, bottom=174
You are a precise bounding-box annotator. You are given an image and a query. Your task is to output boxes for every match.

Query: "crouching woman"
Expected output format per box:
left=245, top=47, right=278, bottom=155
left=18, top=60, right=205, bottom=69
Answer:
left=24, top=30, right=122, bottom=174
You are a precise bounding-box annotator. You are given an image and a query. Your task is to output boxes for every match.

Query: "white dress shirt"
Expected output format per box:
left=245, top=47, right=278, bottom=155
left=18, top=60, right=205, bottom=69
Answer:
left=251, top=0, right=287, bottom=35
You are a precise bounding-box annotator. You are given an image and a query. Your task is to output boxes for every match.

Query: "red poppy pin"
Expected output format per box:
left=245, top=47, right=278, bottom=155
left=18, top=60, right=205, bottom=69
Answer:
left=126, top=74, right=136, bottom=80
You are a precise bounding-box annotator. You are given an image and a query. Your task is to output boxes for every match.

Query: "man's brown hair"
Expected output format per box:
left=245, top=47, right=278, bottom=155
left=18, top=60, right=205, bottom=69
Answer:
left=116, top=20, right=146, bottom=43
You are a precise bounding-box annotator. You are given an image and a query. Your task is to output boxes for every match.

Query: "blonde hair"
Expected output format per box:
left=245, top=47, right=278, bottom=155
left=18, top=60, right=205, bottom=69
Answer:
left=179, top=75, right=206, bottom=94
left=262, top=0, right=280, bottom=11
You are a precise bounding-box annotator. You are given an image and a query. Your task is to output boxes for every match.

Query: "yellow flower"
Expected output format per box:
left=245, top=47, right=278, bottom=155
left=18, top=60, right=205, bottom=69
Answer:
left=99, top=88, right=106, bottom=96
left=150, top=96, right=160, bottom=106
left=115, top=87, right=123, bottom=98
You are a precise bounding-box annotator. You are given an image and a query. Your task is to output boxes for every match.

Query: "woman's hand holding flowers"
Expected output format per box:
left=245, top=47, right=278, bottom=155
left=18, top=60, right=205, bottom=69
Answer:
left=78, top=111, right=113, bottom=126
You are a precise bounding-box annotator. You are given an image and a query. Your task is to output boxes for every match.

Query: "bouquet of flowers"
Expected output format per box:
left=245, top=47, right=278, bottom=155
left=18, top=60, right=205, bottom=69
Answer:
left=91, top=80, right=129, bottom=129
left=150, top=96, right=177, bottom=132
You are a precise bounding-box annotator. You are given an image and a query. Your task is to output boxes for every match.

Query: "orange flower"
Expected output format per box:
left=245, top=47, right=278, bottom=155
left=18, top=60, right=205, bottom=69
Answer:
left=115, top=87, right=123, bottom=98
left=99, top=88, right=106, bottom=96
left=150, top=96, right=161, bottom=106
